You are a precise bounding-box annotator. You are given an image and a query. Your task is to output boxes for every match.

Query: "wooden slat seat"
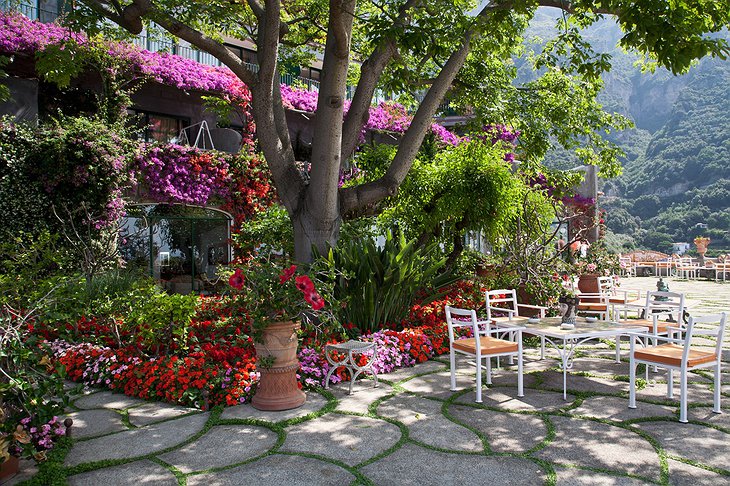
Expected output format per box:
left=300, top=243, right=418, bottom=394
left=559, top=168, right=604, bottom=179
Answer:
left=452, top=337, right=518, bottom=355
left=634, top=344, right=716, bottom=368
left=577, top=303, right=609, bottom=312
left=620, top=319, right=671, bottom=334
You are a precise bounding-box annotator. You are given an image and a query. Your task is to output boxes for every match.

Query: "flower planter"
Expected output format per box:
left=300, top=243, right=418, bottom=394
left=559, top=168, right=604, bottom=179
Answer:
left=0, top=456, right=20, bottom=482
left=577, top=274, right=600, bottom=293
left=694, top=237, right=710, bottom=257
left=252, top=321, right=306, bottom=411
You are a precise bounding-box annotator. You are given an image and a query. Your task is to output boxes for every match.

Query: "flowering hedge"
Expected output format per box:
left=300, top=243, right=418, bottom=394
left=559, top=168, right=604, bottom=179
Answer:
left=132, top=144, right=276, bottom=227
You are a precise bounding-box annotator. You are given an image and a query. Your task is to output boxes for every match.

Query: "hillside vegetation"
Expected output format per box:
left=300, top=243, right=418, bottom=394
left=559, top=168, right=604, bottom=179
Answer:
left=530, top=10, right=730, bottom=254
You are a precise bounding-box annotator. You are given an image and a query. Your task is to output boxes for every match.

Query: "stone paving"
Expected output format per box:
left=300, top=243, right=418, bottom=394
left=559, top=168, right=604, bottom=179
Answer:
left=5, top=277, right=729, bottom=486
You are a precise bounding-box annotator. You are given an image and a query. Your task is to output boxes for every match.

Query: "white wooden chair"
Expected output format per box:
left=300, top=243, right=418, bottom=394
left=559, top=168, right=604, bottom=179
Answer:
left=675, top=257, right=699, bottom=280
left=616, top=290, right=686, bottom=370
left=629, top=312, right=726, bottom=423
left=445, top=306, right=524, bottom=403
left=485, top=289, right=547, bottom=359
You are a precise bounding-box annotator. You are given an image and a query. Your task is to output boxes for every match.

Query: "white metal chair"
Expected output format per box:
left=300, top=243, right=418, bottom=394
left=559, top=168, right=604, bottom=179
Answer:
left=619, top=256, right=635, bottom=277
left=485, top=288, right=547, bottom=322
left=445, top=306, right=524, bottom=403
left=713, top=261, right=730, bottom=282
left=629, top=312, right=726, bottom=423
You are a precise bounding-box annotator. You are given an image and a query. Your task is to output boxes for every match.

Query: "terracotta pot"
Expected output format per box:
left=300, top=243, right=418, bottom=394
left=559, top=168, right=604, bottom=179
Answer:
left=252, top=321, right=306, bottom=411
left=0, top=456, right=20, bottom=482
left=577, top=274, right=600, bottom=293
left=694, top=237, right=710, bottom=256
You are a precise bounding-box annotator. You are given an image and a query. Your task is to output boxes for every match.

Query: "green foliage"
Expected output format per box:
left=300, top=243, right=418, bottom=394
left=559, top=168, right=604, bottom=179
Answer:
left=234, top=205, right=294, bottom=256
left=0, top=116, right=133, bottom=241
left=318, top=231, right=455, bottom=334
left=379, top=140, right=523, bottom=252
left=128, top=292, right=199, bottom=355
left=0, top=55, right=9, bottom=102
left=1, top=306, right=72, bottom=463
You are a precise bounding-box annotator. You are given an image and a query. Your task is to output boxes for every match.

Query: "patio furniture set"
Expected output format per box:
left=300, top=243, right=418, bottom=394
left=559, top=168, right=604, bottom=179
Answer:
left=622, top=254, right=730, bottom=281
left=443, top=287, right=726, bottom=423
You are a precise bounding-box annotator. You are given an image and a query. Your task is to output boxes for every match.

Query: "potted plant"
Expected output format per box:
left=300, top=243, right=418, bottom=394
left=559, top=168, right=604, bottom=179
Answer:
left=694, top=236, right=710, bottom=258
left=227, top=256, right=337, bottom=411
left=573, top=242, right=620, bottom=293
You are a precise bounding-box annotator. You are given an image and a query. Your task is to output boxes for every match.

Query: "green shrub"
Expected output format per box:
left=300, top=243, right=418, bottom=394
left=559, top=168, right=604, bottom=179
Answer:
left=127, top=292, right=199, bottom=355
left=318, top=231, right=456, bottom=334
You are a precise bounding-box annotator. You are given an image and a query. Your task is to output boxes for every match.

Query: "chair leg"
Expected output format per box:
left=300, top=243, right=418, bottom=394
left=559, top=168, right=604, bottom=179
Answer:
left=450, top=350, right=457, bottom=391
left=679, top=368, right=688, bottom=423
left=540, top=336, right=545, bottom=360
left=667, top=369, right=674, bottom=399
left=486, top=356, right=492, bottom=385
left=629, top=356, right=637, bottom=409
left=652, top=335, right=658, bottom=373
left=714, top=364, right=722, bottom=414
left=615, top=335, right=621, bottom=363
left=517, top=351, right=524, bottom=398
left=475, top=356, right=483, bottom=403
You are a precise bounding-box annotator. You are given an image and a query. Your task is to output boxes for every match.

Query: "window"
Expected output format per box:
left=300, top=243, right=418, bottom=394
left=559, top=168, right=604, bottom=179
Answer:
left=299, top=66, right=322, bottom=82
left=129, top=110, right=190, bottom=143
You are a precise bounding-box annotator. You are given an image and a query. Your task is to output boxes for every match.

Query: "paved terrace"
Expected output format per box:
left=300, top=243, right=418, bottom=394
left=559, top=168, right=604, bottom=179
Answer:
left=7, top=277, right=730, bottom=485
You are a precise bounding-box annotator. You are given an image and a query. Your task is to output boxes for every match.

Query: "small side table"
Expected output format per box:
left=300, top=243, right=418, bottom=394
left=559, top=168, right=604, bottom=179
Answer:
left=324, top=340, right=379, bottom=394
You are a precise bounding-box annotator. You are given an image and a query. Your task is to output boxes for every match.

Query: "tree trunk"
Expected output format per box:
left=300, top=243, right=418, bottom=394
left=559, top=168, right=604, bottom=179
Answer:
left=292, top=207, right=341, bottom=262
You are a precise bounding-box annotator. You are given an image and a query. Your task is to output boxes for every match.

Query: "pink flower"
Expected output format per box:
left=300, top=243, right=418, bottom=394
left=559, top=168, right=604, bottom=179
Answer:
left=229, top=269, right=245, bottom=290
left=295, top=275, right=315, bottom=293
left=279, top=265, right=297, bottom=284
left=587, top=263, right=597, bottom=272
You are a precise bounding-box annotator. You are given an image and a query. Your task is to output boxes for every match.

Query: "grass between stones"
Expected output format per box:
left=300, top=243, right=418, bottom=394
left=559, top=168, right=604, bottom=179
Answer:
left=22, top=340, right=728, bottom=486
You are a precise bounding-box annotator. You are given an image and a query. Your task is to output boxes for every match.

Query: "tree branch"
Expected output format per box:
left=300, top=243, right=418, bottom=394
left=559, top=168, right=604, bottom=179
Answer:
left=340, top=0, right=420, bottom=161
left=537, top=0, right=618, bottom=16
left=340, top=29, right=473, bottom=215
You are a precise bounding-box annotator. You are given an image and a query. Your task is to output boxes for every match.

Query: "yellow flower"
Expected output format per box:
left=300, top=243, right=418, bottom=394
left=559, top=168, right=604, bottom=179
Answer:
left=13, top=425, right=30, bottom=444
left=33, top=450, right=47, bottom=462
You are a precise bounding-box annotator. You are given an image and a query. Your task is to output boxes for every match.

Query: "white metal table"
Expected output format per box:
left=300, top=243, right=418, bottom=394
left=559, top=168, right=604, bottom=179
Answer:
left=494, top=317, right=635, bottom=399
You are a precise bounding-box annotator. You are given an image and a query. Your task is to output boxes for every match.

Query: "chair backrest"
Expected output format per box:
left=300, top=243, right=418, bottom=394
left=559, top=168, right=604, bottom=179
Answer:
left=597, top=276, right=614, bottom=294
left=444, top=305, right=479, bottom=349
left=678, top=256, right=695, bottom=267
left=485, top=289, right=518, bottom=321
left=644, top=290, right=685, bottom=323
left=680, top=313, right=726, bottom=362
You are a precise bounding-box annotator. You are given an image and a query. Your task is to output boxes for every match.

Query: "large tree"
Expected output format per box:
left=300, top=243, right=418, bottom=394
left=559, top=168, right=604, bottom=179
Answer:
left=72, top=0, right=730, bottom=261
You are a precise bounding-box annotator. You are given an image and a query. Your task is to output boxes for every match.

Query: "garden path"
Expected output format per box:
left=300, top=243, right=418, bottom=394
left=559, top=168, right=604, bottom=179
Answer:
left=6, top=277, right=730, bottom=486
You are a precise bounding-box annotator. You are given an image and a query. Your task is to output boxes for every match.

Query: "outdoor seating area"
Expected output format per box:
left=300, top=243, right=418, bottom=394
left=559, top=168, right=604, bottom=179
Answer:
left=4, top=277, right=723, bottom=486
left=1, top=2, right=729, bottom=485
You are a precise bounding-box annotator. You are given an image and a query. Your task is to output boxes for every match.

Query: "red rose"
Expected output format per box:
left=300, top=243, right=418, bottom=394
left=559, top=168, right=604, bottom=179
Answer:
left=229, top=269, right=245, bottom=290
left=295, top=275, right=315, bottom=293
left=279, top=264, right=297, bottom=284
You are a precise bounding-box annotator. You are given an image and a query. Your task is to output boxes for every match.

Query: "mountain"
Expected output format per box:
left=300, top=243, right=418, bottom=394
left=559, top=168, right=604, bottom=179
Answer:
left=528, top=9, right=730, bottom=254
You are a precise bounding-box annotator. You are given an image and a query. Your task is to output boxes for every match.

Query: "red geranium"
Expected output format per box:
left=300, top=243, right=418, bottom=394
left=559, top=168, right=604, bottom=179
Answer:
left=229, top=268, right=245, bottom=290
left=279, top=264, right=297, bottom=284
left=305, top=292, right=325, bottom=310
left=295, top=275, right=315, bottom=293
